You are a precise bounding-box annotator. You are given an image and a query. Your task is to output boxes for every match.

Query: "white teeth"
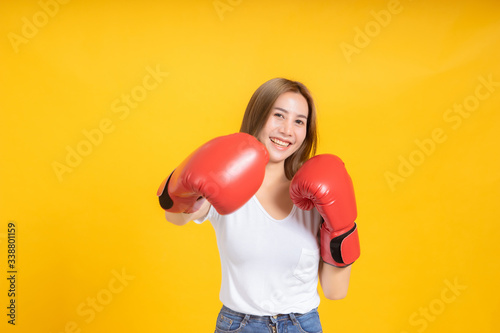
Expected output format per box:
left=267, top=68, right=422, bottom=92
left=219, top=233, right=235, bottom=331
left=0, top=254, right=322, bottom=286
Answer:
left=270, top=138, right=290, bottom=147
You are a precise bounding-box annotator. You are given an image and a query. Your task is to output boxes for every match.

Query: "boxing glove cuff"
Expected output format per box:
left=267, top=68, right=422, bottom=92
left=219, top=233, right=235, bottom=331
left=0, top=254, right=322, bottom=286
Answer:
left=157, top=172, right=173, bottom=210
left=157, top=171, right=206, bottom=214
left=321, top=223, right=360, bottom=267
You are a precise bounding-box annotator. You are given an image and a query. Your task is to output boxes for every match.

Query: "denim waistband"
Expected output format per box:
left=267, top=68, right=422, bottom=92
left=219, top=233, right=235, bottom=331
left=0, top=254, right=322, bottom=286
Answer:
left=221, top=305, right=316, bottom=323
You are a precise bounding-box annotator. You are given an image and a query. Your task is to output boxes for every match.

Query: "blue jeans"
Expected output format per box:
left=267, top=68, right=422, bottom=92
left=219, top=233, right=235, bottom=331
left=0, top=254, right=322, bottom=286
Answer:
left=214, top=305, right=323, bottom=333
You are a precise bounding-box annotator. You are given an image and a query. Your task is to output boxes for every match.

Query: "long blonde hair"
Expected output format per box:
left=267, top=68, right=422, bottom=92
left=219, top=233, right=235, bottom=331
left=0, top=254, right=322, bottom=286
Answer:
left=239, top=78, right=318, bottom=179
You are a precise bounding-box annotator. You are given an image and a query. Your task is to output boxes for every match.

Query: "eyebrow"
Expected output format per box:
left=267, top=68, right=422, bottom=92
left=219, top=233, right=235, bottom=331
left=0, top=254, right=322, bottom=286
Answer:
left=274, top=107, right=308, bottom=119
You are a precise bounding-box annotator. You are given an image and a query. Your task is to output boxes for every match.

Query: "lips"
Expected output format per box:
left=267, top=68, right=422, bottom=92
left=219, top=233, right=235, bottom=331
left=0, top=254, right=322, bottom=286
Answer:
left=270, top=137, right=291, bottom=148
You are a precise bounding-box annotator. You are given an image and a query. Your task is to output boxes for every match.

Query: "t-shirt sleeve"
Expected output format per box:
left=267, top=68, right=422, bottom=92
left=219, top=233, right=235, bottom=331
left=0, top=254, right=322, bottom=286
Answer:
left=193, top=204, right=219, bottom=225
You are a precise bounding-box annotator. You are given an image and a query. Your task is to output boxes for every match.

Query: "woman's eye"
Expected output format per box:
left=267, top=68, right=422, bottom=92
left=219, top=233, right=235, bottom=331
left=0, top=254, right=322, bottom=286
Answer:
left=274, top=113, right=284, bottom=119
left=295, top=119, right=305, bottom=125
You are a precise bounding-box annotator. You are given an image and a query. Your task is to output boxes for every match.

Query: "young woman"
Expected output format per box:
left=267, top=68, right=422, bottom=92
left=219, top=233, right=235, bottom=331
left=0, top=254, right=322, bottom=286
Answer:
left=157, top=78, right=360, bottom=333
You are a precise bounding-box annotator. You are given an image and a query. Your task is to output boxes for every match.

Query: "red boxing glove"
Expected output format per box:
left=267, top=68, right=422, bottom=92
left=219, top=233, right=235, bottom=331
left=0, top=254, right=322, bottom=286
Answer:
left=157, top=133, right=269, bottom=215
left=290, top=154, right=360, bottom=267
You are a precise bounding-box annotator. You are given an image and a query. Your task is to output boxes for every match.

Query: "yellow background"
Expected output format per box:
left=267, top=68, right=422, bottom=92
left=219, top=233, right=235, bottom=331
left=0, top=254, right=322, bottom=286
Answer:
left=1, top=0, right=499, bottom=332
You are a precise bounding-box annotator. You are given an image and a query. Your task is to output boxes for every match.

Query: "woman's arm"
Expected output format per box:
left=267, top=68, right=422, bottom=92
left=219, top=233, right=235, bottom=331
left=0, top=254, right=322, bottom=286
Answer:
left=164, top=200, right=211, bottom=226
left=319, top=262, right=352, bottom=300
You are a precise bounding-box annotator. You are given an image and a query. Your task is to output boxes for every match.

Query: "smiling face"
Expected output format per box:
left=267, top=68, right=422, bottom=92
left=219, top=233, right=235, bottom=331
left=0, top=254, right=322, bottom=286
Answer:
left=240, top=78, right=318, bottom=179
left=257, top=91, right=309, bottom=164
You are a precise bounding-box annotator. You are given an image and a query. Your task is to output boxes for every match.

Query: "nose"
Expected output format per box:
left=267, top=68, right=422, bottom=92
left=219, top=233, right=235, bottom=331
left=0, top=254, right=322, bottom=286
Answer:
left=279, top=119, right=293, bottom=136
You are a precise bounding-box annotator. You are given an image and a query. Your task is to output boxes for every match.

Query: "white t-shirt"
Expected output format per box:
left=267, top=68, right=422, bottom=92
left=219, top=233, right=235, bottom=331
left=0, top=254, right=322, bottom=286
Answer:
left=195, top=195, right=322, bottom=316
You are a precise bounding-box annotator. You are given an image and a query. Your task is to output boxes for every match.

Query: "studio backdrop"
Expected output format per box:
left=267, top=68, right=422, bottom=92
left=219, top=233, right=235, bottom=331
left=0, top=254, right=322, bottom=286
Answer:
left=1, top=0, right=499, bottom=332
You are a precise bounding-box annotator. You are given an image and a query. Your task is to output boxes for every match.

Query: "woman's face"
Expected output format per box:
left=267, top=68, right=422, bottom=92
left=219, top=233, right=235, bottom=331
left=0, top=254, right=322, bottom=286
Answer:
left=257, top=91, right=309, bottom=164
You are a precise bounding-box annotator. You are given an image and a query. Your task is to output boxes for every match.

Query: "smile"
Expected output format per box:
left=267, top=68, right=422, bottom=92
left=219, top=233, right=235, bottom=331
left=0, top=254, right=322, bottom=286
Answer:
left=270, top=137, right=291, bottom=148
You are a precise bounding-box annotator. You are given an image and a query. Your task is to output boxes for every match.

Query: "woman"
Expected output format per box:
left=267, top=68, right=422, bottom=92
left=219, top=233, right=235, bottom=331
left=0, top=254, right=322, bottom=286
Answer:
left=158, top=78, right=359, bottom=333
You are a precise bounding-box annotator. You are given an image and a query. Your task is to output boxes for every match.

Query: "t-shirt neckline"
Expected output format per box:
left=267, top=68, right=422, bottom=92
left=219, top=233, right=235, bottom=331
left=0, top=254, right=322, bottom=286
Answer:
left=251, top=195, right=297, bottom=223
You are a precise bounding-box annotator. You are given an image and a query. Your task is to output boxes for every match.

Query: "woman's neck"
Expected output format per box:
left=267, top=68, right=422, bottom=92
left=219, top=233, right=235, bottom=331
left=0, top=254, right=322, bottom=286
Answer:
left=262, top=161, right=289, bottom=188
